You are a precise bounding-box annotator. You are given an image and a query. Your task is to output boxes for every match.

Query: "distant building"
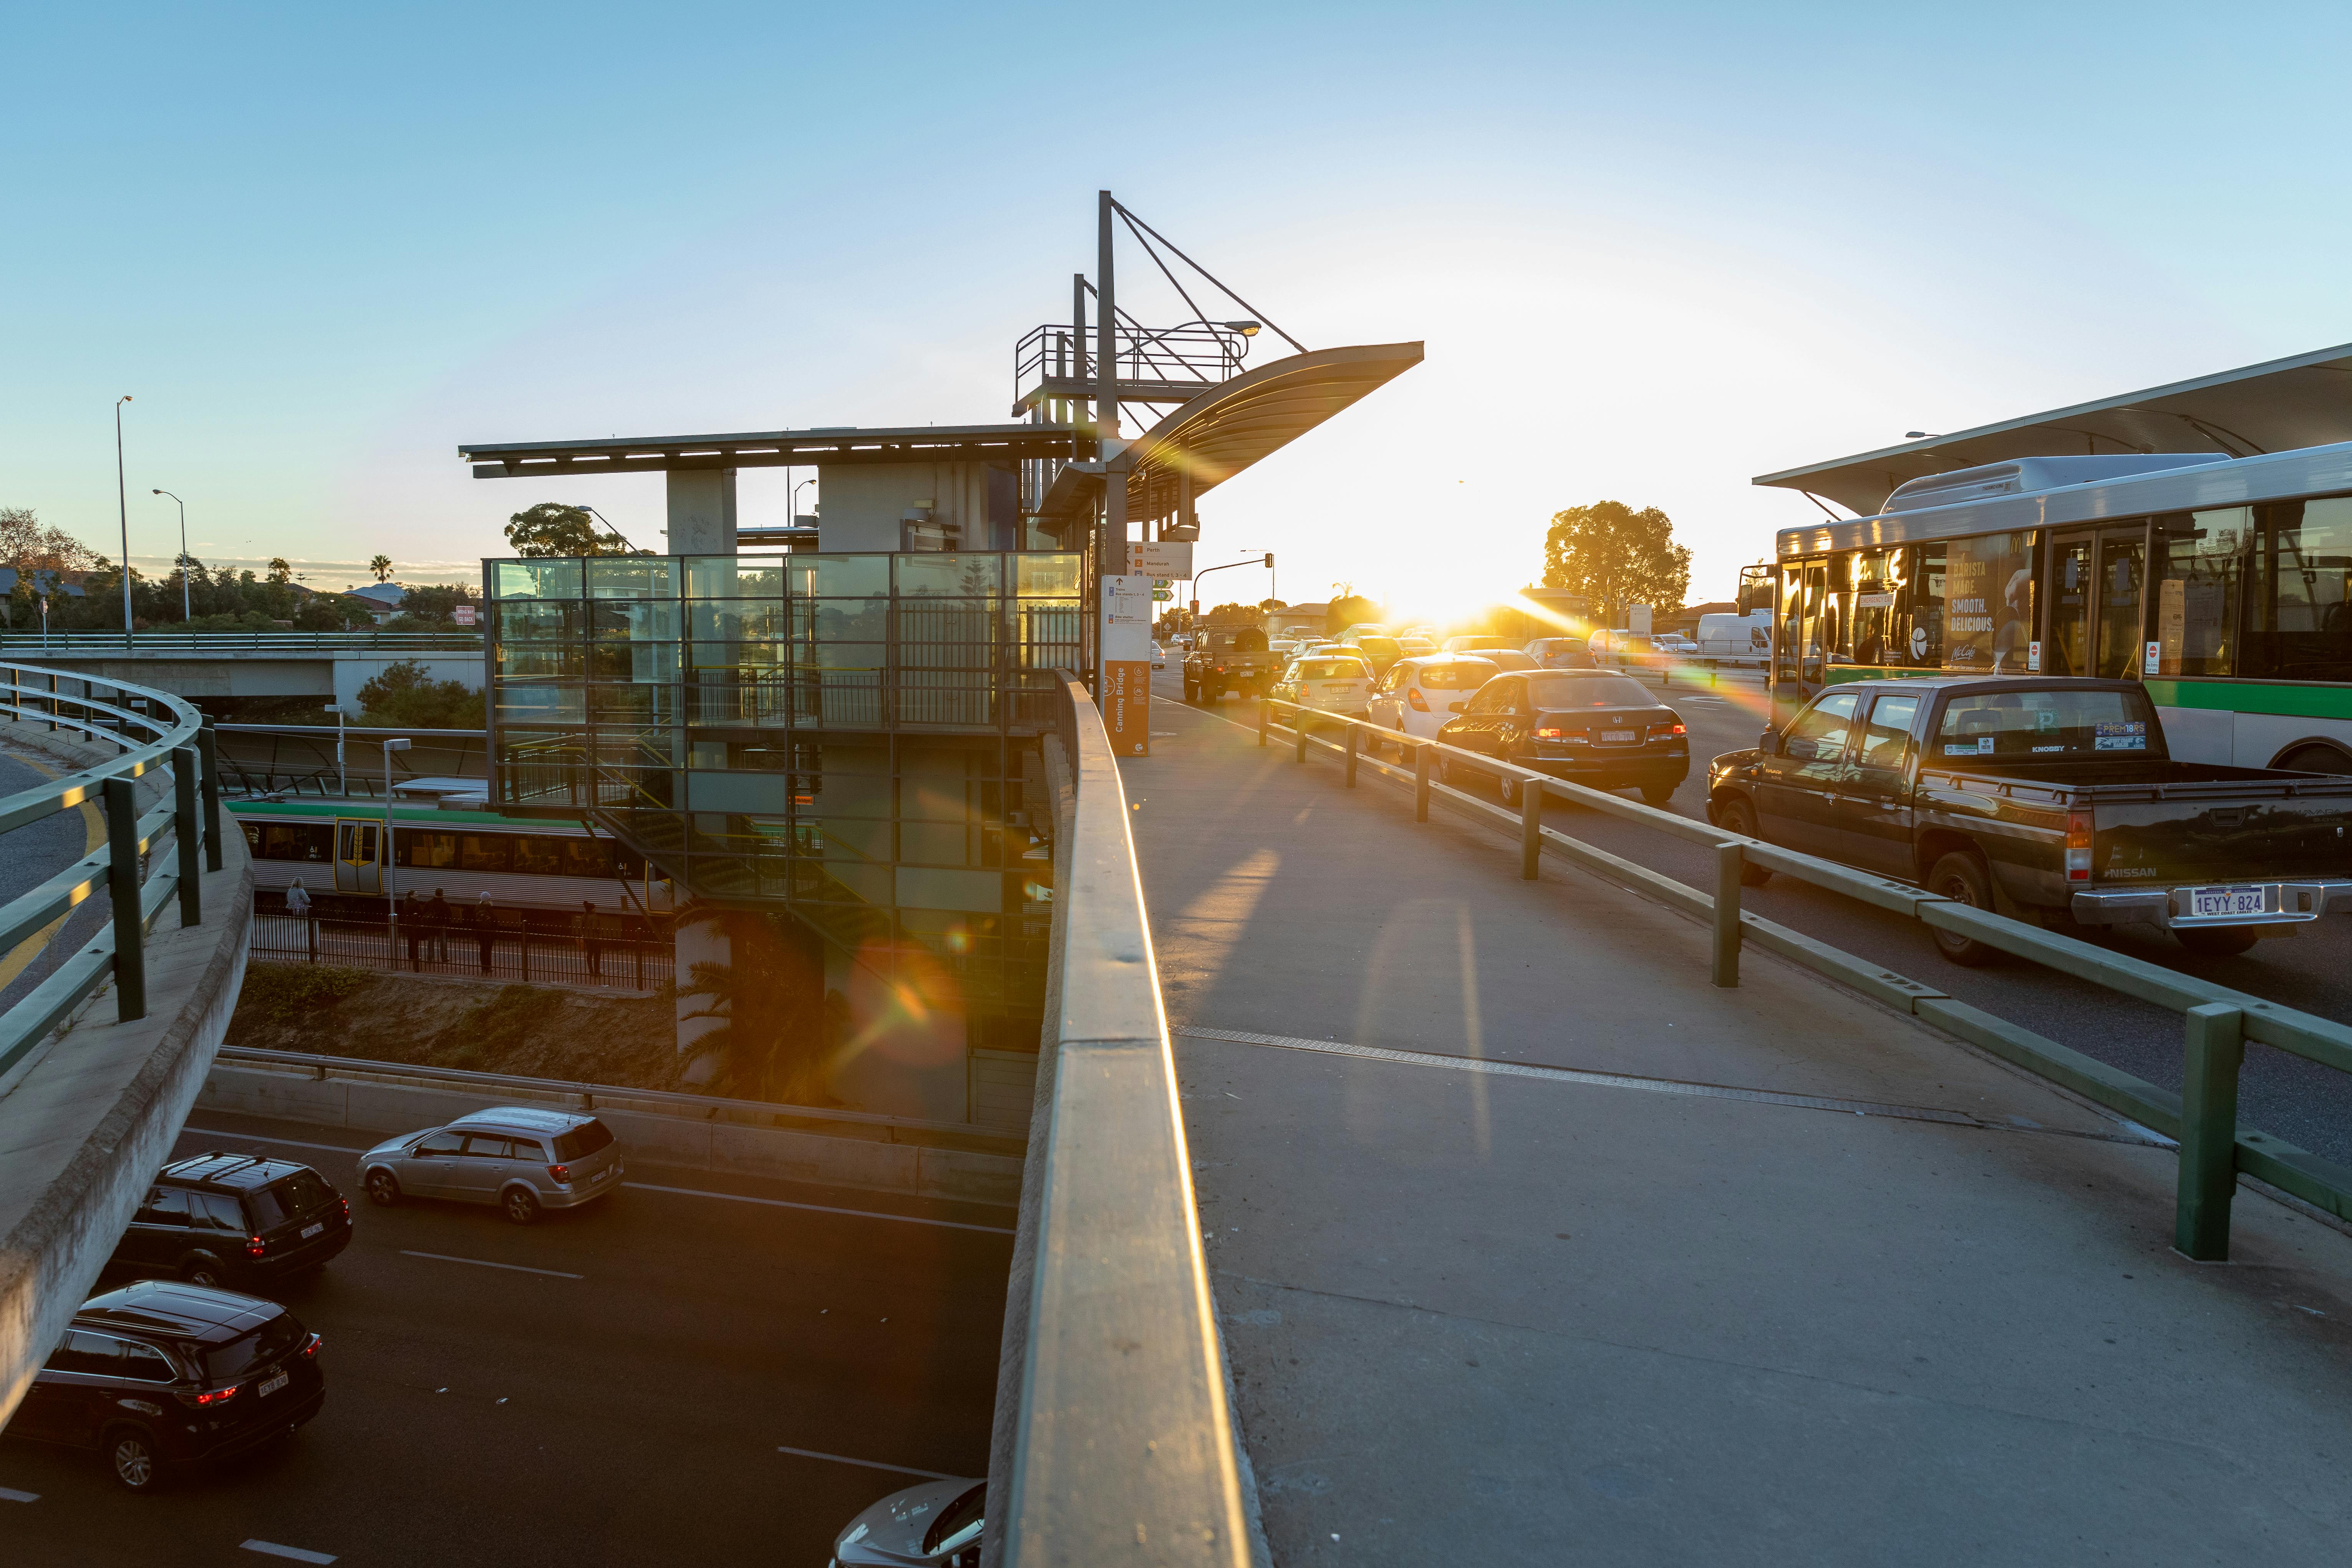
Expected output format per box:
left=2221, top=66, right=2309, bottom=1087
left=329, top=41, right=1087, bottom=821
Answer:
left=348, top=581, right=406, bottom=625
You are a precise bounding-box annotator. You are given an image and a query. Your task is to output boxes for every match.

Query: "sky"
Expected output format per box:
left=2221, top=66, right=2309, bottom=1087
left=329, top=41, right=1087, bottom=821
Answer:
left=6, top=1, right=2350, bottom=613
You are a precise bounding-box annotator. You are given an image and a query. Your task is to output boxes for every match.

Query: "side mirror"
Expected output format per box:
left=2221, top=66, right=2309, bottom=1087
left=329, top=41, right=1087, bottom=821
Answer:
left=1758, top=729, right=1782, bottom=756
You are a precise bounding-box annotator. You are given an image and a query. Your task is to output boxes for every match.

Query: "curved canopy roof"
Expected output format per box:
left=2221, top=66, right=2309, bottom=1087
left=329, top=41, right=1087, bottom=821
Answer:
left=1755, top=341, right=2352, bottom=517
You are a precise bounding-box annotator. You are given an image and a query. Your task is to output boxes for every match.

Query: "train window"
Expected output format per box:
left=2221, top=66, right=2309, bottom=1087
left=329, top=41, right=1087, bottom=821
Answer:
left=511, top=837, right=562, bottom=875
left=261, top=823, right=329, bottom=862
left=459, top=834, right=511, bottom=874
left=562, top=839, right=616, bottom=878
left=403, top=832, right=457, bottom=869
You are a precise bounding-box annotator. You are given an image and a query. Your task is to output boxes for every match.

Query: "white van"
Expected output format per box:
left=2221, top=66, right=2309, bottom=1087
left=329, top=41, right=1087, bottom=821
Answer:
left=1694, top=610, right=1772, bottom=664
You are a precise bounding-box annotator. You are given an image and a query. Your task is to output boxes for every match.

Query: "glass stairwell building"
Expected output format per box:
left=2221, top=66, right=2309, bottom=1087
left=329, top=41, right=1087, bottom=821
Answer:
left=484, top=548, right=1084, bottom=1124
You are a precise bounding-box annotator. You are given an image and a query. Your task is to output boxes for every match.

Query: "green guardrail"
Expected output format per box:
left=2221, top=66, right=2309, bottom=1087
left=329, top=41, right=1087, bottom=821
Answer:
left=0, top=664, right=225, bottom=1076
left=0, top=631, right=481, bottom=654
left=1258, top=695, right=2352, bottom=1262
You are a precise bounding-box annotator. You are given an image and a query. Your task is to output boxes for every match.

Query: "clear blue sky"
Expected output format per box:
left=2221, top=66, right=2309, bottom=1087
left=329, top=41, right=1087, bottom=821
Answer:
left=7, top=1, right=2349, bottom=608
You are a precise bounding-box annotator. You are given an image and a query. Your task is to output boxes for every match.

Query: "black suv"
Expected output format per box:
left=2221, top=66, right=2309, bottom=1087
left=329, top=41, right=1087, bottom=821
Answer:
left=7, top=1282, right=326, bottom=1489
left=111, top=1154, right=352, bottom=1292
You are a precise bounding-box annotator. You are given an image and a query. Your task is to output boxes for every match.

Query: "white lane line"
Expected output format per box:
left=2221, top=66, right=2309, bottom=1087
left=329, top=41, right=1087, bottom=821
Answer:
left=241, top=1542, right=338, bottom=1564
left=626, top=1182, right=1015, bottom=1236
left=0, top=1487, right=38, bottom=1503
left=185, top=1130, right=365, bottom=1157
left=399, top=1250, right=583, bottom=1280
left=774, top=1444, right=960, bottom=1480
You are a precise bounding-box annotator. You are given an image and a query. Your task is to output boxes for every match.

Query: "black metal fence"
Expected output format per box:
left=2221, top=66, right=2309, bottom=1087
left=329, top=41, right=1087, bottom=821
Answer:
left=249, top=890, right=673, bottom=992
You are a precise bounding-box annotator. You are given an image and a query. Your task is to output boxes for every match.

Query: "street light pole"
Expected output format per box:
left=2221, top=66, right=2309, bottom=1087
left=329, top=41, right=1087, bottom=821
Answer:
left=152, top=489, right=189, bottom=622
left=114, top=396, right=134, bottom=648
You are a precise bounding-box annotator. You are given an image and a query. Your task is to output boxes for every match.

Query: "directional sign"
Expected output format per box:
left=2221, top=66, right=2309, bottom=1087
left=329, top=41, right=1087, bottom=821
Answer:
left=1128, top=542, right=1194, bottom=580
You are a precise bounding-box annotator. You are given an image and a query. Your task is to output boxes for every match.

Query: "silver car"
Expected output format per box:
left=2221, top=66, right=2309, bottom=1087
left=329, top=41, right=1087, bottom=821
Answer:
left=831, top=1477, right=983, bottom=1567
left=358, top=1106, right=623, bottom=1225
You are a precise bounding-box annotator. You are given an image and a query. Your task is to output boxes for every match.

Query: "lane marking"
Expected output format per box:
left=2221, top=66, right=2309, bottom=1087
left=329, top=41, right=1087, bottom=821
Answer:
left=774, top=1444, right=960, bottom=1480
left=1174, top=1025, right=2165, bottom=1144
left=242, top=1543, right=338, bottom=1565
left=182, top=1131, right=1016, bottom=1233
left=400, top=1250, right=583, bottom=1280
left=0, top=1486, right=38, bottom=1502
left=625, top=1182, right=1015, bottom=1236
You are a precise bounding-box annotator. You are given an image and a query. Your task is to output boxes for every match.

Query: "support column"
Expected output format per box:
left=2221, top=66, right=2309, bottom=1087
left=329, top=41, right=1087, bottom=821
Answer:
left=666, top=470, right=739, bottom=554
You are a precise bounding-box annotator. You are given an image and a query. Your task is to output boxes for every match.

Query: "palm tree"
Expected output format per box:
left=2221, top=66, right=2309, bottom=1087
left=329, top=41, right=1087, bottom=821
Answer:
left=674, top=951, right=830, bottom=1102
left=369, top=554, right=393, bottom=582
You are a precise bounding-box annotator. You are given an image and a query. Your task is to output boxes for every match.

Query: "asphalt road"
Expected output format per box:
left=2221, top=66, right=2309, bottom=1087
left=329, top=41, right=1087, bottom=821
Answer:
left=1157, top=665, right=2352, bottom=1169
left=0, top=743, right=110, bottom=1018
left=0, top=1110, right=1011, bottom=1567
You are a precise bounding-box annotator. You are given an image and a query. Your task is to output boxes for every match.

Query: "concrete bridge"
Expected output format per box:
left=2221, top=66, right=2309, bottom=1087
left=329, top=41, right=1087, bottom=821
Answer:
left=2, top=632, right=482, bottom=707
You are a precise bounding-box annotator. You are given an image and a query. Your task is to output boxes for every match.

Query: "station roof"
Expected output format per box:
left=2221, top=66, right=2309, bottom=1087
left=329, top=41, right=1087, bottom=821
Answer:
left=1035, top=341, right=1425, bottom=536
left=461, top=422, right=1092, bottom=479
left=1754, top=341, right=2352, bottom=517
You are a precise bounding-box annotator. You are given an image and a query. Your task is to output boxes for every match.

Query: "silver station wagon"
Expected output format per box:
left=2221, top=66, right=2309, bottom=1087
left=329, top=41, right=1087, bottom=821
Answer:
left=358, top=1107, right=624, bottom=1224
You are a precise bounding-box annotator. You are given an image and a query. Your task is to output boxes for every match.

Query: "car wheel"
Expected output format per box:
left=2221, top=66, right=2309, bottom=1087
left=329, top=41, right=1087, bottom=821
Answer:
left=366, top=1169, right=401, bottom=1206
left=503, top=1187, right=542, bottom=1225
left=1498, top=772, right=1522, bottom=807
left=179, top=1256, right=226, bottom=1290
left=1927, top=850, right=2000, bottom=966
left=1182, top=681, right=1198, bottom=703
left=103, top=1425, right=163, bottom=1492
left=1712, top=796, right=1775, bottom=886
left=2177, top=925, right=2261, bottom=957
left=1639, top=782, right=1677, bottom=806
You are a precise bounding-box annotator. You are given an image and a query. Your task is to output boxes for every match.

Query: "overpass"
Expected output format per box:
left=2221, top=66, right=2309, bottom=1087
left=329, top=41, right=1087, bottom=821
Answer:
left=0, top=630, right=482, bottom=706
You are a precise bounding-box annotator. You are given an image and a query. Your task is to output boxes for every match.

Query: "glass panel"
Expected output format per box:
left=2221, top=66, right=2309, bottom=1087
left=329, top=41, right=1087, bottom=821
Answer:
left=493, top=600, right=579, bottom=640
left=2046, top=536, right=2092, bottom=676
left=2094, top=533, right=2146, bottom=679
left=689, top=602, right=786, bottom=642
left=686, top=557, right=786, bottom=598
left=586, top=642, right=680, bottom=681
left=897, top=553, right=1003, bottom=596
left=495, top=683, right=586, bottom=724
left=1903, top=545, right=1944, bottom=668
left=588, top=557, right=677, bottom=598
left=806, top=640, right=887, bottom=671
left=491, top=559, right=583, bottom=600
left=590, top=598, right=682, bottom=640
left=794, top=598, right=889, bottom=642
left=1856, top=694, right=1920, bottom=771
left=498, top=645, right=582, bottom=680
left=1015, top=554, right=1083, bottom=597
left=2246, top=498, right=2352, bottom=681
left=1851, top=548, right=1902, bottom=666
left=1941, top=531, right=2035, bottom=673
left=789, top=554, right=890, bottom=598
left=2155, top=509, right=2245, bottom=677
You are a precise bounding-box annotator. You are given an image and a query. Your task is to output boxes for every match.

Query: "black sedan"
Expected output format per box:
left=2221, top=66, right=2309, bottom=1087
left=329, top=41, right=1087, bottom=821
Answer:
left=1435, top=670, right=1689, bottom=805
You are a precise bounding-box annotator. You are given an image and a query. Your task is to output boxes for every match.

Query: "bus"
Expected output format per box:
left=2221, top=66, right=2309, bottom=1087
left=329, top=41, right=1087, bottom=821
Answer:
left=1752, top=445, right=2352, bottom=774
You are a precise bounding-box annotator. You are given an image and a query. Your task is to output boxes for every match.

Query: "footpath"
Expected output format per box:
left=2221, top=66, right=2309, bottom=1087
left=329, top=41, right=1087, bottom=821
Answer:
left=1126, top=689, right=2352, bottom=1567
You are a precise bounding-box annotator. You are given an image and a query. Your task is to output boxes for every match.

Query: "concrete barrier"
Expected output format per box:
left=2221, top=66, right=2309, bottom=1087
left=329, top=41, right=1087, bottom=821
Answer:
left=195, top=1063, right=1022, bottom=1207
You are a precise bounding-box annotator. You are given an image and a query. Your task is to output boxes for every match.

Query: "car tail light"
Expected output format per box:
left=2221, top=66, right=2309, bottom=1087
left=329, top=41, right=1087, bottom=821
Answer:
left=2066, top=809, right=2093, bottom=881
left=1533, top=726, right=1564, bottom=739
left=1407, top=689, right=1429, bottom=711
left=340, top=1198, right=350, bottom=1221
left=548, top=1164, right=571, bottom=1184
left=1648, top=722, right=1687, bottom=738
left=186, top=1384, right=240, bottom=1408
left=302, top=1333, right=322, bottom=1359
left=247, top=1235, right=267, bottom=1258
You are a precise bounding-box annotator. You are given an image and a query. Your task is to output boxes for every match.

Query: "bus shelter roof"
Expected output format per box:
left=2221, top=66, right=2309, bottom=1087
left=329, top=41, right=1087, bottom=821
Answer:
left=1755, top=341, right=2352, bottom=517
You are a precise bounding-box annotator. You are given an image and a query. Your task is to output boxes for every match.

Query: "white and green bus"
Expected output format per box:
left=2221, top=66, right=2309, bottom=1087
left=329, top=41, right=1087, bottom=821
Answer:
left=1754, top=431, right=2352, bottom=774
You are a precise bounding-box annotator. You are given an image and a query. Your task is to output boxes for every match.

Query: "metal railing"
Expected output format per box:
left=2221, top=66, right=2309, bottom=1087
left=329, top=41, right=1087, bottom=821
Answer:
left=247, top=893, right=672, bottom=992
left=991, top=672, right=1249, bottom=1567
left=0, top=630, right=481, bottom=655
left=1259, top=695, right=2352, bottom=1261
left=0, top=664, right=224, bottom=1077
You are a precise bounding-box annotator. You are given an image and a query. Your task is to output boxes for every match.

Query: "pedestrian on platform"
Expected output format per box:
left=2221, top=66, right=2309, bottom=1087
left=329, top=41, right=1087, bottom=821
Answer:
left=474, top=892, right=497, bottom=975
left=400, top=890, right=423, bottom=972
left=285, top=877, right=317, bottom=961
left=577, top=900, right=605, bottom=977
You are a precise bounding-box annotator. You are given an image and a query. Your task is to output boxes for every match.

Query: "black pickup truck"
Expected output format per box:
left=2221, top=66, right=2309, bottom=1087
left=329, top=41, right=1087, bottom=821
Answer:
left=1183, top=625, right=1279, bottom=704
left=1706, top=677, right=2352, bottom=963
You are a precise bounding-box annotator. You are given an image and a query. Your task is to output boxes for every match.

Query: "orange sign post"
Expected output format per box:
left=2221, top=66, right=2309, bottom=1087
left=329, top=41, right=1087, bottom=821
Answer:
left=1100, top=573, right=1154, bottom=757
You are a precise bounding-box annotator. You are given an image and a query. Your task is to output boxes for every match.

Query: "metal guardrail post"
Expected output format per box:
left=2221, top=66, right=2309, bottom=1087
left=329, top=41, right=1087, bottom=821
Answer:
left=2176, top=1003, right=2244, bottom=1261
left=172, top=747, right=202, bottom=926
left=1712, top=842, right=1742, bottom=988
left=1520, top=780, right=1543, bottom=879
left=105, top=774, right=146, bottom=1022
left=1344, top=723, right=1359, bottom=787
left=197, top=719, right=225, bottom=871
left=1414, top=741, right=1430, bottom=822
left=1294, top=710, right=1308, bottom=762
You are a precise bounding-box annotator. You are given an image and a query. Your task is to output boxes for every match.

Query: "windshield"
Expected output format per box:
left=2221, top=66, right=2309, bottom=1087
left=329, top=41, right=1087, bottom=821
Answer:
left=1414, top=660, right=1497, bottom=690
left=554, top=1120, right=615, bottom=1161
left=205, top=1312, right=306, bottom=1382
left=1528, top=673, right=1658, bottom=708
left=923, top=1484, right=988, bottom=1553
left=1934, top=688, right=2161, bottom=760
left=247, top=1169, right=334, bottom=1230
left=1300, top=658, right=1369, bottom=681
left=1354, top=637, right=1401, bottom=662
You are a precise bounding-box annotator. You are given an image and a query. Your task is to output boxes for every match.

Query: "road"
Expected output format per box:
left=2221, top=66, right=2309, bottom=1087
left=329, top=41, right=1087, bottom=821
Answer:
left=0, top=1109, right=1010, bottom=1567
left=1157, top=663, right=2352, bottom=1169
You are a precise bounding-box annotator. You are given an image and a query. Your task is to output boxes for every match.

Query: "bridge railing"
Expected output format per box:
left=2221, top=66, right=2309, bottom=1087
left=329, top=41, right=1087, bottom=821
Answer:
left=1258, top=695, right=2352, bottom=1263
left=986, top=673, right=1250, bottom=1568
left=0, top=630, right=481, bottom=654
left=0, top=663, right=225, bottom=1078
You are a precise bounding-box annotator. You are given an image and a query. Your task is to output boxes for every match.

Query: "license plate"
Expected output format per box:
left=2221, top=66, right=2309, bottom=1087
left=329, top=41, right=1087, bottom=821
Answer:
left=1600, top=729, right=1637, bottom=744
left=2188, top=885, right=2265, bottom=918
left=592, top=1167, right=610, bottom=1183
left=258, top=1371, right=289, bottom=1399
left=301, top=1222, right=324, bottom=1239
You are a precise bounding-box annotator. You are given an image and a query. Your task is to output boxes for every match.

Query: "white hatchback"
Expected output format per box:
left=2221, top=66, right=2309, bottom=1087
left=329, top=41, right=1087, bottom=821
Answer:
left=1274, top=653, right=1375, bottom=721
left=1368, top=654, right=1501, bottom=743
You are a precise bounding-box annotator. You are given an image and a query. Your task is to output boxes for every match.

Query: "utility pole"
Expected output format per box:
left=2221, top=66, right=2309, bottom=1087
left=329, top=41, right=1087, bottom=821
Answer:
left=115, top=396, right=134, bottom=648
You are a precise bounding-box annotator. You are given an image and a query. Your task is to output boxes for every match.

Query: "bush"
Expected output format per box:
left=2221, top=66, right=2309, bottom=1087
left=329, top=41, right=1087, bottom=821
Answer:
left=356, top=659, right=485, bottom=728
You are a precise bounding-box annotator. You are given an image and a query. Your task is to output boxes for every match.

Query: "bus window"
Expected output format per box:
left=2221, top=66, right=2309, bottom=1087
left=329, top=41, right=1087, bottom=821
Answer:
left=1905, top=545, right=1946, bottom=667
left=1800, top=562, right=1828, bottom=684
left=1852, top=548, right=1900, bottom=666
left=1775, top=564, right=1804, bottom=684
left=1941, top=531, right=2035, bottom=673
left=2094, top=532, right=2147, bottom=679
left=2245, top=498, right=2352, bottom=682
left=2154, top=509, right=2245, bottom=676
left=2047, top=535, right=2092, bottom=676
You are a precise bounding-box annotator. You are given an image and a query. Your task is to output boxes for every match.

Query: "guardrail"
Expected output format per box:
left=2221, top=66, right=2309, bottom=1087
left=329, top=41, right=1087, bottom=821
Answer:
left=0, top=663, right=224, bottom=1076
left=990, top=673, right=1249, bottom=1567
left=1258, top=695, right=2352, bottom=1262
left=0, top=630, right=481, bottom=655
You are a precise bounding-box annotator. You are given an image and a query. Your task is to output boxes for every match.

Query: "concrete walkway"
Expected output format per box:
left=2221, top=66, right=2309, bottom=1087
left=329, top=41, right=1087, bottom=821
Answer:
left=1126, top=694, right=2352, bottom=1566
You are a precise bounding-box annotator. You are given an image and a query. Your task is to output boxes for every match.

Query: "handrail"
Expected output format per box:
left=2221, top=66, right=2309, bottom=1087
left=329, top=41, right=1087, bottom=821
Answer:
left=1259, top=695, right=2352, bottom=1260
left=995, top=673, right=1249, bottom=1567
left=0, top=662, right=225, bottom=1076
left=0, top=630, right=480, bottom=653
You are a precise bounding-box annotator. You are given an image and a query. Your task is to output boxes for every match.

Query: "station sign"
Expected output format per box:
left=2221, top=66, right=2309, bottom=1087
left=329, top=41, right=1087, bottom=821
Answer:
left=1128, top=542, right=1194, bottom=580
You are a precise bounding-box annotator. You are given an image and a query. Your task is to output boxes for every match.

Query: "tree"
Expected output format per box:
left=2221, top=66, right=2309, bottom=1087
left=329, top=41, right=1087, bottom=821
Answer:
left=1541, top=501, right=1691, bottom=627
left=1324, top=589, right=1383, bottom=636
left=385, top=582, right=481, bottom=627
left=0, top=506, right=101, bottom=571
left=355, top=659, right=485, bottom=728
left=504, top=502, right=638, bottom=558
left=267, top=557, right=293, bottom=585
left=369, top=554, right=394, bottom=582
